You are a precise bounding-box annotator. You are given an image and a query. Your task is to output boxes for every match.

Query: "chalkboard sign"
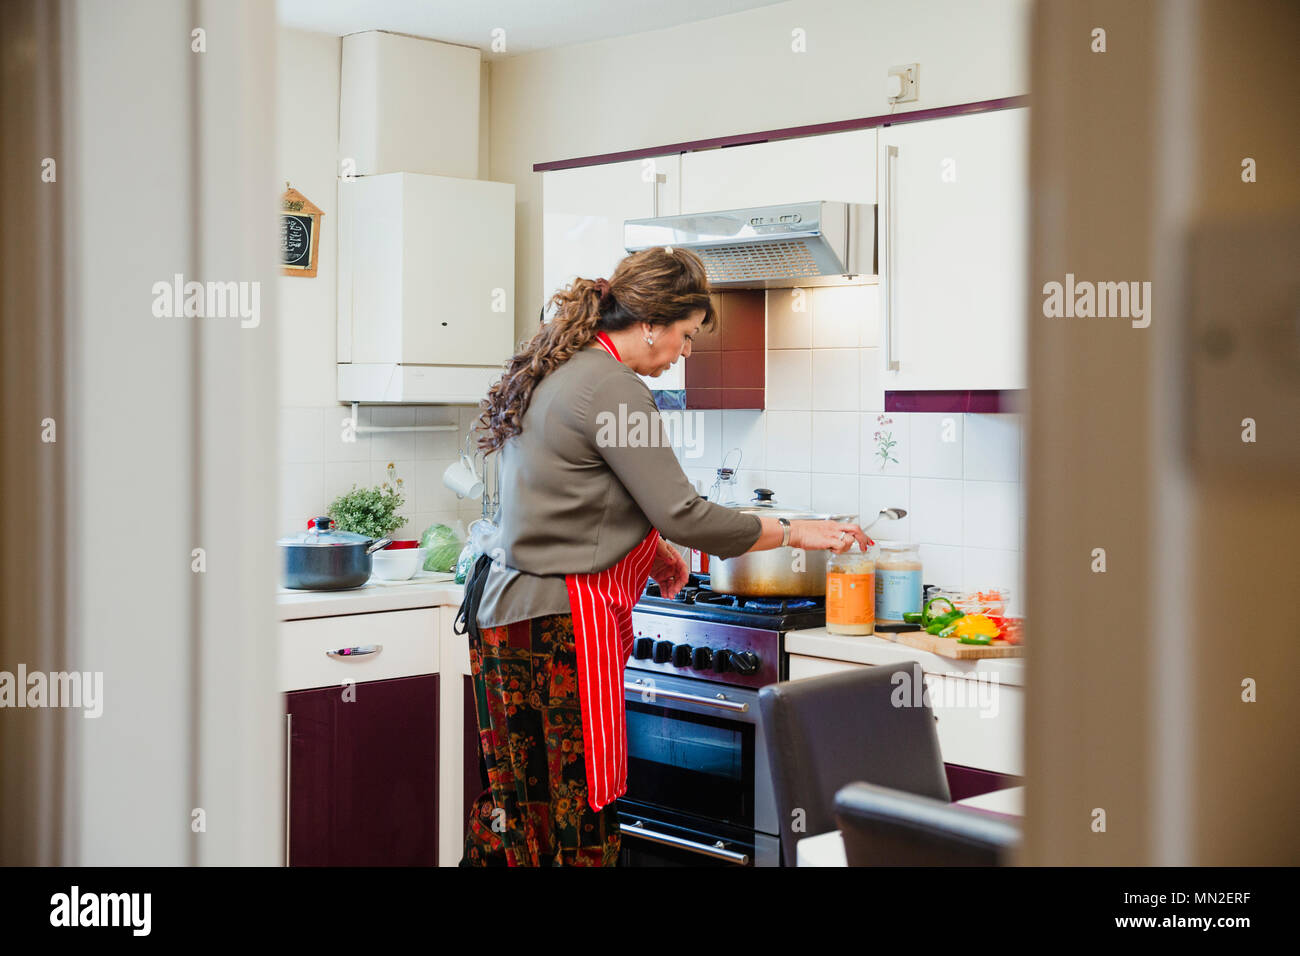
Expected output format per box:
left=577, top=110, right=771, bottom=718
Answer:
left=281, top=186, right=323, bottom=278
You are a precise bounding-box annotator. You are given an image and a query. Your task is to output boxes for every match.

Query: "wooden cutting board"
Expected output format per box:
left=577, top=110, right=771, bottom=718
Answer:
left=891, top=630, right=1023, bottom=659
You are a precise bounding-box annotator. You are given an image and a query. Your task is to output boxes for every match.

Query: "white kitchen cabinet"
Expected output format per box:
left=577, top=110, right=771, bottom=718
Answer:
left=679, top=129, right=876, bottom=213
left=279, top=606, right=439, bottom=692
left=877, top=107, right=1028, bottom=390
left=337, top=171, right=515, bottom=402
left=542, top=155, right=682, bottom=390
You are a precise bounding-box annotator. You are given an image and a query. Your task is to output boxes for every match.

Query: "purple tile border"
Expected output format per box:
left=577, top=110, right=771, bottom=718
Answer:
left=533, top=95, right=1029, bottom=172
left=885, top=389, right=1024, bottom=414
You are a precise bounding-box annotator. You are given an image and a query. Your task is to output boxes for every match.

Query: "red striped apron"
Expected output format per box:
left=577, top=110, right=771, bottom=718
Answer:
left=565, top=331, right=661, bottom=812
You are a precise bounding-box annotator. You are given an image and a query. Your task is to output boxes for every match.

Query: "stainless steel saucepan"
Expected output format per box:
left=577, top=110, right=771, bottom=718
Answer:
left=707, top=489, right=855, bottom=597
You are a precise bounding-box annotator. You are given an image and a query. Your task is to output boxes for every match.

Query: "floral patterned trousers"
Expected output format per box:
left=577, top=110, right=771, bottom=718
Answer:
left=460, top=612, right=622, bottom=866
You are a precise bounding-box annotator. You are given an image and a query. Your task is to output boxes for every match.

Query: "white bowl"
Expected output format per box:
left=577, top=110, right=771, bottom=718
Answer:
left=371, top=546, right=427, bottom=581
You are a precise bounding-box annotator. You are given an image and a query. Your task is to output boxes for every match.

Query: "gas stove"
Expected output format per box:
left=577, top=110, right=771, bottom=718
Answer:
left=638, top=573, right=827, bottom=630
left=622, top=573, right=810, bottom=865
left=630, top=574, right=824, bottom=689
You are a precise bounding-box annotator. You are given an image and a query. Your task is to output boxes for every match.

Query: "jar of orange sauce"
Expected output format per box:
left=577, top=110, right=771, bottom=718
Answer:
left=826, top=544, right=875, bottom=635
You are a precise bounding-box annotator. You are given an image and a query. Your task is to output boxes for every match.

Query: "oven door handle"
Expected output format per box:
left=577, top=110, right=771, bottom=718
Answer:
left=621, top=819, right=751, bottom=865
left=623, top=681, right=750, bottom=713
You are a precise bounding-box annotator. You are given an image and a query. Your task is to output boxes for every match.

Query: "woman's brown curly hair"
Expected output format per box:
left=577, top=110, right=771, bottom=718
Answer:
left=476, top=246, right=716, bottom=452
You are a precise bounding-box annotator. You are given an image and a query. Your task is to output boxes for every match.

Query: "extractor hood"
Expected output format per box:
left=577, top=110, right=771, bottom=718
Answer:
left=624, top=201, right=876, bottom=289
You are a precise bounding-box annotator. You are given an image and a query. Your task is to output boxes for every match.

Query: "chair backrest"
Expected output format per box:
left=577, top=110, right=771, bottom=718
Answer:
left=834, top=781, right=1020, bottom=866
left=758, top=662, right=950, bottom=866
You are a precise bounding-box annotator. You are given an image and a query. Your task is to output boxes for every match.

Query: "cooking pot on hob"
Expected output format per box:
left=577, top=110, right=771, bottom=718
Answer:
left=707, top=489, right=856, bottom=598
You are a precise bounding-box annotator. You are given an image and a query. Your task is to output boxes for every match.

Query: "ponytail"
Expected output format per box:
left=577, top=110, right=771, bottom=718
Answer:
left=476, top=246, right=715, bottom=452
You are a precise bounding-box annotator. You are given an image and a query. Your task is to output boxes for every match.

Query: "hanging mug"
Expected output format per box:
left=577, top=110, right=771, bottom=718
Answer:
left=443, top=445, right=483, bottom=499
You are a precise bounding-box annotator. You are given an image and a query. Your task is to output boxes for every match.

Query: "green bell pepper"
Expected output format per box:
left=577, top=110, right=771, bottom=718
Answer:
left=925, top=610, right=965, bottom=635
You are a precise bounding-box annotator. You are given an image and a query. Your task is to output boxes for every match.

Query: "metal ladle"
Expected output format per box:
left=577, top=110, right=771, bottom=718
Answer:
left=862, top=508, right=907, bottom=536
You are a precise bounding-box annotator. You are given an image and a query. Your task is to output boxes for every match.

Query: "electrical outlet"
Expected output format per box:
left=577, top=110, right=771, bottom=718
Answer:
left=888, top=63, right=919, bottom=103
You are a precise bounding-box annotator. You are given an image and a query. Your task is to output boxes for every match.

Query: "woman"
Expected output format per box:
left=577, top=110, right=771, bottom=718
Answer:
left=459, top=246, right=871, bottom=867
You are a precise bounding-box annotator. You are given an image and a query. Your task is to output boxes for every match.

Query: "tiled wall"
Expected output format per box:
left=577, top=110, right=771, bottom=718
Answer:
left=675, top=284, right=1026, bottom=615
left=279, top=404, right=488, bottom=542
left=277, top=286, right=1024, bottom=612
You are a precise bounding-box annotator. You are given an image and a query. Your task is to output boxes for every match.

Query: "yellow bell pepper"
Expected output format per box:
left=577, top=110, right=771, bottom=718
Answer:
left=952, top=614, right=1000, bottom=640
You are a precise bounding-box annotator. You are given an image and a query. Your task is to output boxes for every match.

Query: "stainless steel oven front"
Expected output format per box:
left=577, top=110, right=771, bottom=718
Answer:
left=617, top=670, right=780, bottom=866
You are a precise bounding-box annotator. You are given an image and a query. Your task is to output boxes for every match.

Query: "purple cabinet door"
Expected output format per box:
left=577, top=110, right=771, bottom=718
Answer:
left=286, top=674, right=439, bottom=866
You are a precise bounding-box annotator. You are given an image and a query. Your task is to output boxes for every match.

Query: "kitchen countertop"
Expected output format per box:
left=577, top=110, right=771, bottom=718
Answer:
left=277, top=572, right=465, bottom=620
left=785, top=628, right=1025, bottom=687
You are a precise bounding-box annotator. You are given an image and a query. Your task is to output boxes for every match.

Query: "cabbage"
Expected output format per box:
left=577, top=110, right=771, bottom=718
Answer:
left=419, top=523, right=462, bottom=572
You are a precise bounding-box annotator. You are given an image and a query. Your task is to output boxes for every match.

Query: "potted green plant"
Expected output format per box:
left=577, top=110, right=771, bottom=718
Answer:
left=327, top=462, right=407, bottom=541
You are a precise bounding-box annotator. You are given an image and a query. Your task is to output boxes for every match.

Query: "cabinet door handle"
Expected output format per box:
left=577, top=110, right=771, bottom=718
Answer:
left=284, top=712, right=292, bottom=867
left=884, top=144, right=901, bottom=371
left=651, top=171, right=666, bottom=217
left=326, top=644, right=383, bottom=660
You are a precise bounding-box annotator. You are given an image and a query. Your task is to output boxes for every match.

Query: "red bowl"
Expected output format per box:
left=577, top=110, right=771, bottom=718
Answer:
left=384, top=539, right=420, bottom=550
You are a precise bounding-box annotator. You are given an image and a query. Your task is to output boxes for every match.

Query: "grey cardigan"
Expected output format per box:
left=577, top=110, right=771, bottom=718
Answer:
left=476, top=346, right=763, bottom=628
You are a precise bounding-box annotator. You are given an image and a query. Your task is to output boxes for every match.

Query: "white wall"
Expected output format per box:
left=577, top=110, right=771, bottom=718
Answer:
left=489, top=0, right=1031, bottom=338
left=276, top=28, right=484, bottom=540
left=278, top=28, right=341, bottom=408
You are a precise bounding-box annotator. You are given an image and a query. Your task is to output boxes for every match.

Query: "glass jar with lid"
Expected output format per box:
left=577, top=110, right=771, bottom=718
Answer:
left=826, top=543, right=875, bottom=635
left=873, top=541, right=924, bottom=624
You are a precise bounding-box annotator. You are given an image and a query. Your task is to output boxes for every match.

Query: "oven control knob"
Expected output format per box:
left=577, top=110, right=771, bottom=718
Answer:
left=653, top=640, right=674, bottom=664
left=712, top=649, right=731, bottom=672
left=730, top=650, right=760, bottom=675
left=634, top=637, right=654, bottom=660
left=672, top=644, right=693, bottom=667
left=692, top=647, right=713, bottom=670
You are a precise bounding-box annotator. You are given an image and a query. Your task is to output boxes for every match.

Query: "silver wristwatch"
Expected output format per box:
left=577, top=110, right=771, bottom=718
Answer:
left=778, top=517, right=791, bottom=548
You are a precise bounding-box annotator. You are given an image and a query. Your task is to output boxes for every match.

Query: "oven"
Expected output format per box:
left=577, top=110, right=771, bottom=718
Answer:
left=613, top=671, right=774, bottom=868
left=616, top=575, right=825, bottom=867
left=617, top=672, right=780, bottom=866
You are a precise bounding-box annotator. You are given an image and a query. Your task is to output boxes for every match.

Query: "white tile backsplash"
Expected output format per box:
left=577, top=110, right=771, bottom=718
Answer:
left=323, top=460, right=371, bottom=498
left=767, top=288, right=812, bottom=349
left=810, top=473, right=860, bottom=516
left=859, top=347, right=885, bottom=412
left=811, top=411, right=860, bottom=474
left=321, top=404, right=369, bottom=462
left=961, top=547, right=1020, bottom=602
left=279, top=281, right=1027, bottom=603
left=859, top=474, right=911, bottom=543
left=811, top=286, right=862, bottom=348
left=908, top=412, right=964, bottom=479
left=963, top=413, right=1020, bottom=483
left=722, top=409, right=765, bottom=472
left=811, top=348, right=859, bottom=411
left=861, top=411, right=908, bottom=475
left=765, top=410, right=812, bottom=474
left=909, top=477, right=964, bottom=547
left=961, top=480, right=1020, bottom=551
left=764, top=471, right=811, bottom=510
left=283, top=403, right=482, bottom=540
left=695, top=409, right=724, bottom=470
left=766, top=350, right=812, bottom=409
left=918, top=544, right=963, bottom=590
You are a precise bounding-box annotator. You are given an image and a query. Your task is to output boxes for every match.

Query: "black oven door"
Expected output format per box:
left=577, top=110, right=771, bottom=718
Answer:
left=622, top=672, right=758, bottom=831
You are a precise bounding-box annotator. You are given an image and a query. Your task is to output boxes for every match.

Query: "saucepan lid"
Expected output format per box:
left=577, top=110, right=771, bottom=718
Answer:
left=725, top=488, right=855, bottom=522
left=278, top=517, right=378, bottom=548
